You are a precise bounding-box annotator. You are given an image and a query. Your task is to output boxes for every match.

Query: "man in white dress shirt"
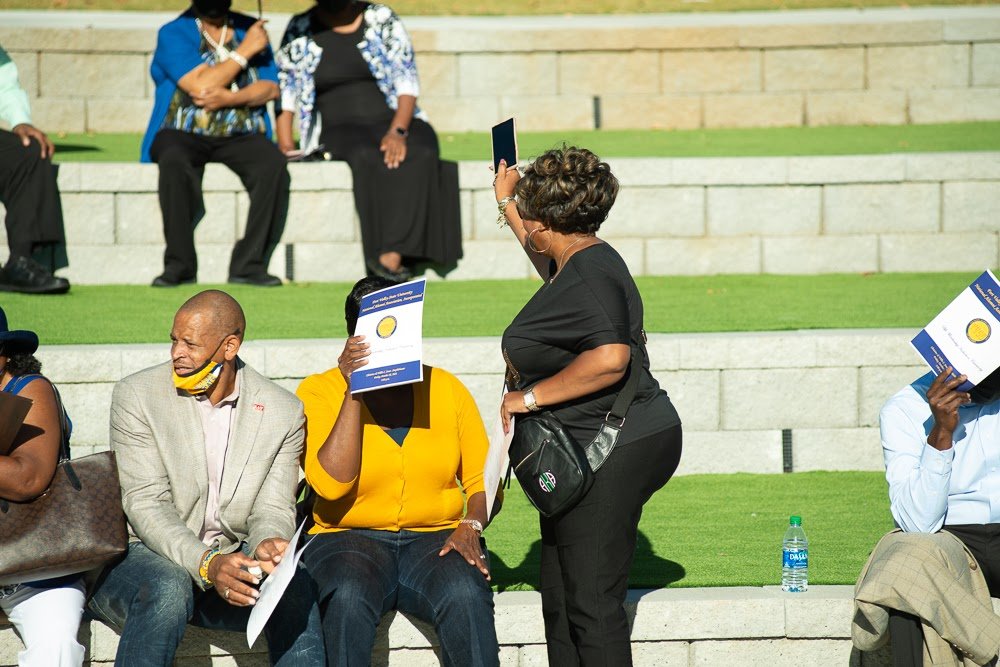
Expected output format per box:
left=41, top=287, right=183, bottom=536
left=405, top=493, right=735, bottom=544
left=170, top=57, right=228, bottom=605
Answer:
left=853, top=367, right=1000, bottom=666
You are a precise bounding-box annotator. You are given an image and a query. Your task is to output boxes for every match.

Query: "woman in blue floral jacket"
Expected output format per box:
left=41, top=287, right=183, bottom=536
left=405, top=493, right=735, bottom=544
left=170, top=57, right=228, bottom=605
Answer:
left=276, top=0, right=461, bottom=282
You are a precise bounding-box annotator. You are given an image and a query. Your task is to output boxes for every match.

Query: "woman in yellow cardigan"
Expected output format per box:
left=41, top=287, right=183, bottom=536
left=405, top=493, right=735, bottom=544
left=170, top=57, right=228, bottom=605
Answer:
left=297, top=276, right=500, bottom=667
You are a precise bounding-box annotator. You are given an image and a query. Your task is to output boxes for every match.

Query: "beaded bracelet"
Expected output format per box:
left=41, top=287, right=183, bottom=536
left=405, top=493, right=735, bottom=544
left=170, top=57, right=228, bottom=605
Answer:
left=199, top=548, right=220, bottom=586
left=496, top=196, right=516, bottom=228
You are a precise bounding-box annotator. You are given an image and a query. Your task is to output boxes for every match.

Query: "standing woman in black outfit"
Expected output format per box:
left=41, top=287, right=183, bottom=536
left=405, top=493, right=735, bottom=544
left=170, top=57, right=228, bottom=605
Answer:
left=276, top=0, right=461, bottom=281
left=494, top=147, right=683, bottom=666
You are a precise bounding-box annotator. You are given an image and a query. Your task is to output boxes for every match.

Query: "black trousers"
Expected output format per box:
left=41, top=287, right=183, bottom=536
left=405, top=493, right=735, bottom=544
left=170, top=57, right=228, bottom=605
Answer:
left=149, top=129, right=289, bottom=280
left=539, top=425, right=683, bottom=667
left=0, top=129, right=67, bottom=269
left=889, top=523, right=1000, bottom=666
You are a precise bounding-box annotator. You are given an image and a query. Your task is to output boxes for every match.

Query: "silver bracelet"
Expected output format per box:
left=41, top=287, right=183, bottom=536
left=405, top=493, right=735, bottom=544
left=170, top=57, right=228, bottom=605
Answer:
left=496, top=195, right=515, bottom=228
left=460, top=518, right=484, bottom=533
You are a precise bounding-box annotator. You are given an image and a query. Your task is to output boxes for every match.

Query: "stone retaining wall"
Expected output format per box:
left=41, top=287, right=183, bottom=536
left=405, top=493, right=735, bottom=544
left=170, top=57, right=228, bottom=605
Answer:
left=11, top=152, right=1000, bottom=284
left=44, top=329, right=925, bottom=475
left=0, top=585, right=898, bottom=666
left=0, top=6, right=998, bottom=132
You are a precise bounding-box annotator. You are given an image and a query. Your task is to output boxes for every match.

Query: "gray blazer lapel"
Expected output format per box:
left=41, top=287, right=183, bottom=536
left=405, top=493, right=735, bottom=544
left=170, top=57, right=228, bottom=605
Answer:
left=174, top=382, right=209, bottom=497
left=219, top=368, right=262, bottom=505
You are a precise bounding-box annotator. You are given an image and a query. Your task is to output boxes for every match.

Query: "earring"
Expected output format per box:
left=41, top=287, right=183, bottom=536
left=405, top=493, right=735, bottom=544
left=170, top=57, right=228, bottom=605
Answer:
left=526, top=228, right=552, bottom=254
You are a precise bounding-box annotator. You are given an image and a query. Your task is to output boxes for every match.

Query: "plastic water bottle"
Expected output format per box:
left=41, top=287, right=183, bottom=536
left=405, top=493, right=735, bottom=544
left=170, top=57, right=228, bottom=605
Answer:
left=781, top=515, right=808, bottom=592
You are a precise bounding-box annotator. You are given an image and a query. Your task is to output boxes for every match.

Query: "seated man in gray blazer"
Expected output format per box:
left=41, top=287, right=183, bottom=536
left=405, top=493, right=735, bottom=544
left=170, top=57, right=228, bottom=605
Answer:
left=87, top=290, right=323, bottom=665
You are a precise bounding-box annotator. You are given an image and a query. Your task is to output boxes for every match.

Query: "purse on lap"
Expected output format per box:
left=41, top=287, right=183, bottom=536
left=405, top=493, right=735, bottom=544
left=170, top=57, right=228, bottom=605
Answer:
left=508, top=348, right=642, bottom=518
left=0, top=376, right=128, bottom=586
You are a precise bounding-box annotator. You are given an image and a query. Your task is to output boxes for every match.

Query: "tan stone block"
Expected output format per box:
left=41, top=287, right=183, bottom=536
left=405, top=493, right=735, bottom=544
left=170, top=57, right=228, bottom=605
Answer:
left=601, top=95, right=701, bottom=130
left=835, top=20, right=944, bottom=46
left=498, top=96, right=593, bottom=131
left=85, top=27, right=159, bottom=54
left=880, top=232, right=998, bottom=272
left=943, top=182, right=1000, bottom=232
left=8, top=50, right=38, bottom=98
left=656, top=26, right=741, bottom=49
left=708, top=186, right=820, bottom=236
left=0, top=28, right=90, bottom=51
left=40, top=53, right=147, bottom=98
left=806, top=91, right=906, bottom=126
left=645, top=237, right=762, bottom=276
left=765, top=48, right=864, bottom=92
left=86, top=98, right=152, bottom=133
left=116, top=193, right=162, bottom=244
left=195, top=193, right=239, bottom=245
left=909, top=88, right=1000, bottom=123
left=868, top=45, right=970, bottom=90
left=662, top=50, right=760, bottom=94
left=738, top=23, right=843, bottom=48
left=419, top=96, right=499, bottom=133
left=559, top=51, right=660, bottom=95
left=762, top=236, right=878, bottom=274
left=973, top=43, right=1000, bottom=86
left=415, top=53, right=456, bottom=97
left=704, top=93, right=803, bottom=128
left=458, top=53, right=556, bottom=96
left=824, top=183, right=939, bottom=235
left=606, top=186, right=704, bottom=237
left=944, top=17, right=1000, bottom=42
left=61, top=193, right=115, bottom=245
left=27, top=97, right=86, bottom=133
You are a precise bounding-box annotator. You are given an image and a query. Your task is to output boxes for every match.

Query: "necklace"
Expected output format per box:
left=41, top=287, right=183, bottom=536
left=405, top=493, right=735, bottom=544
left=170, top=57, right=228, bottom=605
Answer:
left=550, top=235, right=592, bottom=283
left=196, top=18, right=230, bottom=61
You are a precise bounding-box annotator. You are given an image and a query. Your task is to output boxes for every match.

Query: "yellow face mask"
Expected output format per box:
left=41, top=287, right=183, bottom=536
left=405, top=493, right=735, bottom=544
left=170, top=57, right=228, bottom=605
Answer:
left=172, top=334, right=230, bottom=395
left=173, top=360, right=223, bottom=395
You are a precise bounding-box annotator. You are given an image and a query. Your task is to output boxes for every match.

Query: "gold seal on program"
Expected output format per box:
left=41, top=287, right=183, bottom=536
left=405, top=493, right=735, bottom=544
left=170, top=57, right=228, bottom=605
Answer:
left=376, top=316, right=397, bottom=339
left=967, top=318, right=991, bottom=344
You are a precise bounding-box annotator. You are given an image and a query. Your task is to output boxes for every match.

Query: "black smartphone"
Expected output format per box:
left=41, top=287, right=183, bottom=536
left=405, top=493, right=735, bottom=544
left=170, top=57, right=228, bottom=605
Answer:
left=491, top=118, right=518, bottom=173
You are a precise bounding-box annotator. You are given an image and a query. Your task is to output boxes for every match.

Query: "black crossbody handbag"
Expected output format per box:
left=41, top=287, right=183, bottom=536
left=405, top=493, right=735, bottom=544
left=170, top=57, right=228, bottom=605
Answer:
left=508, top=348, right=642, bottom=518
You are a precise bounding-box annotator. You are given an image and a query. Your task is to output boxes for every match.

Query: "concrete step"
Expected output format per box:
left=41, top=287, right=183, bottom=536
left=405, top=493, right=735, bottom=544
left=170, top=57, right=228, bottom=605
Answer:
left=5, top=152, right=998, bottom=283
left=1, top=7, right=999, bottom=132
left=41, top=329, right=921, bottom=474
left=0, top=585, right=900, bottom=666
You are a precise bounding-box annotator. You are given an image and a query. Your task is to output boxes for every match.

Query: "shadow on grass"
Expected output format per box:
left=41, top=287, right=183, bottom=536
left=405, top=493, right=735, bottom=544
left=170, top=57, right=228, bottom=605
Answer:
left=489, top=531, right=685, bottom=592
left=54, top=143, right=101, bottom=154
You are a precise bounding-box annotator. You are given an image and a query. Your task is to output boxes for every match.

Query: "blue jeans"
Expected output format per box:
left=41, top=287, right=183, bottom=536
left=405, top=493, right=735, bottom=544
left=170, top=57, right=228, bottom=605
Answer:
left=86, top=542, right=324, bottom=666
left=303, top=528, right=499, bottom=667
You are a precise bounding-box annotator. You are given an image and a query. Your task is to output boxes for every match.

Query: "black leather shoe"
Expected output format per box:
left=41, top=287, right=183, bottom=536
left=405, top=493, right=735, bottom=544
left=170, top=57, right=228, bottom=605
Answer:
left=228, top=273, right=282, bottom=287
left=151, top=274, right=196, bottom=287
left=0, top=255, right=70, bottom=294
left=365, top=259, right=413, bottom=283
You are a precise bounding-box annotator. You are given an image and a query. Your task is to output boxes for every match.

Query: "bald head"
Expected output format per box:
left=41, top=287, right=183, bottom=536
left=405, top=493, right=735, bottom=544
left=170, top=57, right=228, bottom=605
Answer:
left=176, top=290, right=246, bottom=341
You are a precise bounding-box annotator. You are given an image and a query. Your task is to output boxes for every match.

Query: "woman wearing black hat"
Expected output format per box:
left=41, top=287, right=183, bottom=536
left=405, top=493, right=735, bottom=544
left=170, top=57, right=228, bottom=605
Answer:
left=0, top=308, right=85, bottom=667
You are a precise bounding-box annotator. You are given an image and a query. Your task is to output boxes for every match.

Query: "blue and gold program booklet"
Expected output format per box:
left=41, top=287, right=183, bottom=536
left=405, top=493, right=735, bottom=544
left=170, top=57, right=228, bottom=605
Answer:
left=912, top=269, right=1000, bottom=391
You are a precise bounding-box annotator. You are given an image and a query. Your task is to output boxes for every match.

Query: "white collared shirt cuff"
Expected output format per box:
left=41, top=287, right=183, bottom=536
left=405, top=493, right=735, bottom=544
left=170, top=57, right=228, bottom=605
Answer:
left=920, top=442, right=954, bottom=475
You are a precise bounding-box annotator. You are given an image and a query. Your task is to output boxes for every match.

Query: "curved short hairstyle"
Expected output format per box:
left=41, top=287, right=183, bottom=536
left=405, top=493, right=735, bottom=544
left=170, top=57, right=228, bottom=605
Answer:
left=514, top=146, right=619, bottom=235
left=345, top=276, right=399, bottom=335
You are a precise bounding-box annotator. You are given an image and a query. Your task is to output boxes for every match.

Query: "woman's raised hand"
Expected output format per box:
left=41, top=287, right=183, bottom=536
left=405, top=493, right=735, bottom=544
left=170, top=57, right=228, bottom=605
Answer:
left=337, top=335, right=370, bottom=381
left=493, top=159, right=520, bottom=202
left=240, top=20, right=271, bottom=58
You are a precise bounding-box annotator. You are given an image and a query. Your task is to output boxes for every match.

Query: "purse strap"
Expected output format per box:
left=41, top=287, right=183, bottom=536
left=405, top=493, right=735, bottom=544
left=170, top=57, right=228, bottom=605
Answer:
left=604, top=341, right=645, bottom=427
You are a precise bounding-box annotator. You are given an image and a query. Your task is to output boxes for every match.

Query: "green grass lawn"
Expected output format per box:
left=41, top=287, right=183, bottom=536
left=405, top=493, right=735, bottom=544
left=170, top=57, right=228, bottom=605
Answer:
left=52, top=122, right=1000, bottom=164
left=488, top=471, right=893, bottom=590
left=8, top=0, right=989, bottom=13
left=5, top=272, right=976, bottom=345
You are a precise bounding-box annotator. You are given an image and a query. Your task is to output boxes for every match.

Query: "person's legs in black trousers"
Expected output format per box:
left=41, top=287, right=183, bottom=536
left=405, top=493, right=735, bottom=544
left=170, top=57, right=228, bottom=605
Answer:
left=0, top=129, right=69, bottom=293
left=150, top=129, right=210, bottom=284
left=888, top=524, right=1000, bottom=667
left=539, top=425, right=682, bottom=667
left=212, top=133, right=289, bottom=283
